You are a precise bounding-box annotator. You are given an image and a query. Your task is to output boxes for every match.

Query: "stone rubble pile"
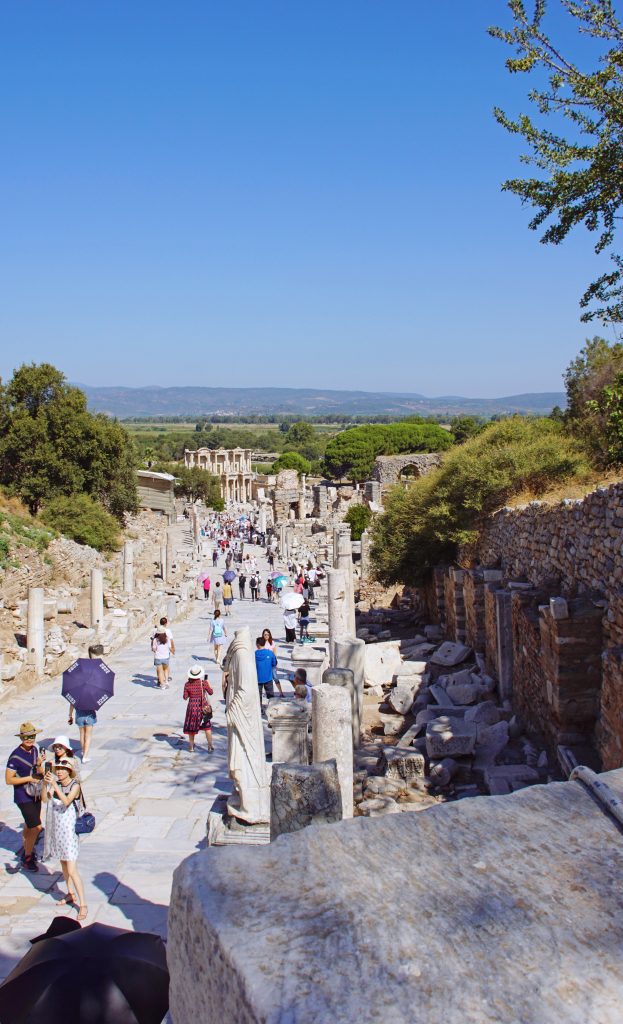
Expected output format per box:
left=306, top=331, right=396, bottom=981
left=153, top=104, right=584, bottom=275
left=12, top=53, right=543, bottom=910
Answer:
left=353, top=626, right=555, bottom=815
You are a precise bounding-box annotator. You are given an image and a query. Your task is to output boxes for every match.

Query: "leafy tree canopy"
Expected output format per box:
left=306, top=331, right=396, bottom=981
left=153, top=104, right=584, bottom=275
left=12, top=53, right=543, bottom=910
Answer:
left=449, top=415, right=486, bottom=444
left=271, top=451, right=312, bottom=475
left=490, top=0, right=623, bottom=323
left=283, top=421, right=323, bottom=461
left=564, top=334, right=623, bottom=465
left=167, top=465, right=224, bottom=509
left=323, top=423, right=453, bottom=482
left=372, top=417, right=590, bottom=584
left=343, top=503, right=373, bottom=541
left=0, top=363, right=138, bottom=518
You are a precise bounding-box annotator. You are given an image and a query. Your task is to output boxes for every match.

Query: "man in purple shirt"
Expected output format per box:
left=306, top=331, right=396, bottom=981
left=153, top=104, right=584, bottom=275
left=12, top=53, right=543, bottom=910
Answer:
left=5, top=721, right=44, bottom=871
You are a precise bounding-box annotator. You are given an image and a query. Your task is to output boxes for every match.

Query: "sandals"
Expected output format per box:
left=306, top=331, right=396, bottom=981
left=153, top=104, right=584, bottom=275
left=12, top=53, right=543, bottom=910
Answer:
left=58, top=894, right=77, bottom=906
left=77, top=905, right=88, bottom=921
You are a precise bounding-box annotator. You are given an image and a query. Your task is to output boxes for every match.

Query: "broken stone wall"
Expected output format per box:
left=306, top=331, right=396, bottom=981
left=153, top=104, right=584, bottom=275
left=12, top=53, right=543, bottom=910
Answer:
left=463, top=570, right=486, bottom=652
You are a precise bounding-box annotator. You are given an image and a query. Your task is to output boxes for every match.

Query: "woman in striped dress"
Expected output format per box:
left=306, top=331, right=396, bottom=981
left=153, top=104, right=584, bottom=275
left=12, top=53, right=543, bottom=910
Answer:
left=183, top=664, right=214, bottom=752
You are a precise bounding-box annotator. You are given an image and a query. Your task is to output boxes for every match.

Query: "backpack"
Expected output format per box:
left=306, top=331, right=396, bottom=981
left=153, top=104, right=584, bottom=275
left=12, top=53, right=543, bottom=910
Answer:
left=212, top=620, right=224, bottom=640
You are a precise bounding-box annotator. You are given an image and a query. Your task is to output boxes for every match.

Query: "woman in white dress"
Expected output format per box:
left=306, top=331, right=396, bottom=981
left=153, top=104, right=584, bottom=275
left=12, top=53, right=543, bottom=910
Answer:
left=42, top=758, right=87, bottom=920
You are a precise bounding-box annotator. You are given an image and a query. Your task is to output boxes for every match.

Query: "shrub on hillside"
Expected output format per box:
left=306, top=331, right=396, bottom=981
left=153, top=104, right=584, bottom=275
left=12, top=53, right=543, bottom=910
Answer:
left=371, top=417, right=590, bottom=584
left=324, top=423, right=452, bottom=481
left=41, top=495, right=121, bottom=552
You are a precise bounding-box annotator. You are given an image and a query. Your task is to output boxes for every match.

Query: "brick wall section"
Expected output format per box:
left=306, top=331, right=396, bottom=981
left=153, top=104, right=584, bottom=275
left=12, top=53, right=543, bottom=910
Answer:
left=539, top=598, right=603, bottom=743
left=599, top=647, right=623, bottom=770
left=511, top=589, right=551, bottom=745
left=464, top=570, right=485, bottom=652
left=484, top=584, right=501, bottom=679
left=443, top=569, right=466, bottom=643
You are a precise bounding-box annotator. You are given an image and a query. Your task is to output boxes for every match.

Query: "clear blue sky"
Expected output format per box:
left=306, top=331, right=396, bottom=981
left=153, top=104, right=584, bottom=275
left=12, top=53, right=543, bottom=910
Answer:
left=0, top=1, right=609, bottom=396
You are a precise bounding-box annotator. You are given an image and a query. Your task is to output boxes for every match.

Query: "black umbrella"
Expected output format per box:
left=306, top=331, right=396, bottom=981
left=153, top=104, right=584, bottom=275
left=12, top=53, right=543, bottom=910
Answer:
left=0, top=922, right=169, bottom=1024
left=62, top=658, right=115, bottom=711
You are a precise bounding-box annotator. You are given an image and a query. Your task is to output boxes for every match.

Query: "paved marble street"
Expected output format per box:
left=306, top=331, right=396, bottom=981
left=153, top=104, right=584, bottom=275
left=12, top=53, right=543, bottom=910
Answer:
left=0, top=544, right=292, bottom=983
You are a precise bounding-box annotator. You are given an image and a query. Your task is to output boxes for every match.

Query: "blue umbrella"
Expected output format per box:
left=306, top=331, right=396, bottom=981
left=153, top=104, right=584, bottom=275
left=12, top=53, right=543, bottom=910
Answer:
left=62, top=658, right=115, bottom=711
left=271, top=574, right=288, bottom=587
left=223, top=570, right=236, bottom=582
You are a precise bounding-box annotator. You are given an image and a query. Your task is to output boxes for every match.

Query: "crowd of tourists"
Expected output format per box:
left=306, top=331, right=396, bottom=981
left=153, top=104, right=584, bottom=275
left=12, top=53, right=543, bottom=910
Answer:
left=5, top=507, right=323, bottom=923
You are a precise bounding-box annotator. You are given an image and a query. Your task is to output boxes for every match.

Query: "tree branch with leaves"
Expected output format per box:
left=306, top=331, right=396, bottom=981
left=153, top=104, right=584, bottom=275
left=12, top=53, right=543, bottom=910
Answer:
left=490, top=0, right=623, bottom=323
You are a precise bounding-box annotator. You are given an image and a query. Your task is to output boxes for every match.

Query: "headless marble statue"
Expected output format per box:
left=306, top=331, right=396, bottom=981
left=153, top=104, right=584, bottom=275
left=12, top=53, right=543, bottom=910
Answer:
left=223, top=626, right=270, bottom=823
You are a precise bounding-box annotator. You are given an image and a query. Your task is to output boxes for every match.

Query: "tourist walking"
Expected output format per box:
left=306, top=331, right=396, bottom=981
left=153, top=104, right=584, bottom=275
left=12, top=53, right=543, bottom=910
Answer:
left=150, top=626, right=174, bottom=691
left=183, top=665, right=214, bottom=752
left=249, top=574, right=259, bottom=602
left=283, top=606, right=297, bottom=643
left=209, top=609, right=227, bottom=666
left=238, top=572, right=247, bottom=599
left=212, top=582, right=223, bottom=614
left=222, top=580, right=234, bottom=615
left=5, top=722, right=44, bottom=872
left=202, top=575, right=211, bottom=601
left=151, top=615, right=175, bottom=683
left=298, top=599, right=311, bottom=640
left=212, top=549, right=218, bottom=567
left=266, top=579, right=273, bottom=602
left=42, top=759, right=87, bottom=919
left=262, top=628, right=284, bottom=697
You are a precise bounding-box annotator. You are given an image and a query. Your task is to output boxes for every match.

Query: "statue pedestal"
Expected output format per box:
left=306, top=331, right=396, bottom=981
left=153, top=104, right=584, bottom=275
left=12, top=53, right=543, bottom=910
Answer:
left=207, top=807, right=270, bottom=847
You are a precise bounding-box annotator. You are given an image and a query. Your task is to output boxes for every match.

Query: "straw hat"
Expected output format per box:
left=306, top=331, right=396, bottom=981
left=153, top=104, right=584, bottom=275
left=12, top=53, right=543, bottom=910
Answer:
left=55, top=758, right=77, bottom=777
left=15, top=722, right=41, bottom=738
left=188, top=664, right=203, bottom=679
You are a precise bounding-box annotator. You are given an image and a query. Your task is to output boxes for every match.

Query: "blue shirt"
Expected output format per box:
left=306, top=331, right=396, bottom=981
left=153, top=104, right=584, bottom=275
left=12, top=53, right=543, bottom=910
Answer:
left=255, top=648, right=277, bottom=684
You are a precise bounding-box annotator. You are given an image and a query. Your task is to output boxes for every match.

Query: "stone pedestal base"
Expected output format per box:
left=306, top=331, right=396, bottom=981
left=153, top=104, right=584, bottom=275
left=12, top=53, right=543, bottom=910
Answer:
left=207, top=809, right=270, bottom=847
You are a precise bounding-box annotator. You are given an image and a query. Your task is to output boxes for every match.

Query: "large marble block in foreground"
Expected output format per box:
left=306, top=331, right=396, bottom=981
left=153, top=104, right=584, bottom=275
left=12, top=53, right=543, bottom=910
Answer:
left=168, top=769, right=623, bottom=1024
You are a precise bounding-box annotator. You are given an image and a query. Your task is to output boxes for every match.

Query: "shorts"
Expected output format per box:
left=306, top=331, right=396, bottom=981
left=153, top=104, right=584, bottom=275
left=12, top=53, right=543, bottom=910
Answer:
left=224, top=598, right=233, bottom=606
left=18, top=799, right=41, bottom=829
left=153, top=658, right=170, bottom=668
left=75, top=710, right=97, bottom=727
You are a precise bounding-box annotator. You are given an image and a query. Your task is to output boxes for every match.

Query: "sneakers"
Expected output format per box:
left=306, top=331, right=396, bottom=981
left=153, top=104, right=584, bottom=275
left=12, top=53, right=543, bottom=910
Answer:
left=23, top=853, right=39, bottom=873
left=82, top=755, right=91, bottom=764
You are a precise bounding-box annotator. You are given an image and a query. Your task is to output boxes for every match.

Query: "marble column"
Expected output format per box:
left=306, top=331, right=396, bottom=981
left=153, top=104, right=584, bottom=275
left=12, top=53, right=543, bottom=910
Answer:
left=166, top=542, right=174, bottom=584
left=27, top=587, right=45, bottom=677
left=327, top=568, right=350, bottom=665
left=160, top=545, right=168, bottom=582
left=90, top=568, right=104, bottom=633
left=335, top=527, right=356, bottom=638
left=267, top=701, right=310, bottom=764
left=122, top=541, right=134, bottom=594
left=259, top=506, right=267, bottom=534
left=322, top=666, right=359, bottom=749
left=312, top=684, right=353, bottom=819
left=279, top=524, right=288, bottom=559
left=333, top=638, right=365, bottom=747
left=291, top=645, right=328, bottom=687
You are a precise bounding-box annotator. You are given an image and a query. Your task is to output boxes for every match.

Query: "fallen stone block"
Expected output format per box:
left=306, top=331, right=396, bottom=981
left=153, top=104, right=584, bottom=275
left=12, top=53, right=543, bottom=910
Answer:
left=378, top=749, right=426, bottom=781
left=358, top=796, right=401, bottom=817
left=382, top=717, right=405, bottom=737
left=465, top=701, right=501, bottom=727
left=430, top=641, right=472, bottom=667
left=402, top=643, right=436, bottom=660
left=424, top=624, right=444, bottom=640
left=395, top=724, right=421, bottom=747
left=364, top=776, right=405, bottom=798
left=429, top=683, right=456, bottom=707
left=387, top=683, right=416, bottom=716
left=473, top=722, right=510, bottom=769
left=426, top=716, right=477, bottom=758
left=365, top=684, right=384, bottom=698
left=445, top=680, right=489, bottom=706
left=363, top=641, right=403, bottom=686
left=270, top=761, right=342, bottom=840
left=483, top=765, right=540, bottom=795
left=395, top=660, right=428, bottom=675
left=429, top=758, right=459, bottom=788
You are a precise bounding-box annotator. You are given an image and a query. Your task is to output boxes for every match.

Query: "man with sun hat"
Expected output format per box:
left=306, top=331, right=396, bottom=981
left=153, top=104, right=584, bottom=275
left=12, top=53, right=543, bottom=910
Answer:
left=5, top=722, right=44, bottom=871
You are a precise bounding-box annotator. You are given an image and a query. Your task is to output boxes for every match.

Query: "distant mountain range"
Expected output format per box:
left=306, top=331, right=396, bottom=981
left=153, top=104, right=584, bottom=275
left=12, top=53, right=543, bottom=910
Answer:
left=79, top=385, right=566, bottom=419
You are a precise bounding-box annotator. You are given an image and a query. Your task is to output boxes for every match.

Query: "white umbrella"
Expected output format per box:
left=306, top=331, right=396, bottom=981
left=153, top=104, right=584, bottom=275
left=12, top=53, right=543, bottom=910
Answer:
left=281, top=592, right=304, bottom=611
